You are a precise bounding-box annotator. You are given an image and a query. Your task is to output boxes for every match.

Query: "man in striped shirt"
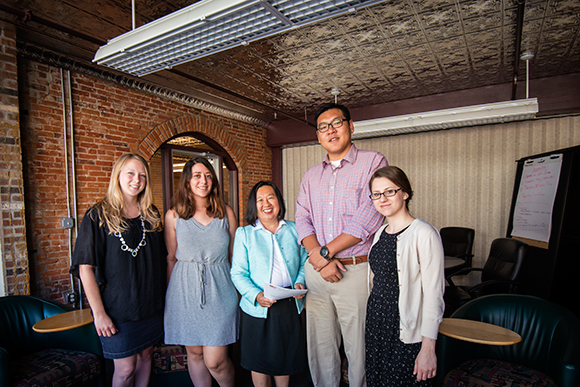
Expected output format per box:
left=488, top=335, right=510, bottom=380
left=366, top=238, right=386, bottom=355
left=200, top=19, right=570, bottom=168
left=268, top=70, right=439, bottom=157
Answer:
left=296, top=103, right=388, bottom=387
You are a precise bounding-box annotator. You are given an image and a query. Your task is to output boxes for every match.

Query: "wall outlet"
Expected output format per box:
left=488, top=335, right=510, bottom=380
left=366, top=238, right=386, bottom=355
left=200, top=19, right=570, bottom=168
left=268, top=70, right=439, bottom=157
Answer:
left=61, top=218, right=75, bottom=229
left=65, top=292, right=77, bottom=304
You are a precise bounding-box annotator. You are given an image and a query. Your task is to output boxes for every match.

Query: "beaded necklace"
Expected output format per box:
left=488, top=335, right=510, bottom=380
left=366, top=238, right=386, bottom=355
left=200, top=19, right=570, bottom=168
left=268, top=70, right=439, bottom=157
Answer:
left=114, top=215, right=147, bottom=257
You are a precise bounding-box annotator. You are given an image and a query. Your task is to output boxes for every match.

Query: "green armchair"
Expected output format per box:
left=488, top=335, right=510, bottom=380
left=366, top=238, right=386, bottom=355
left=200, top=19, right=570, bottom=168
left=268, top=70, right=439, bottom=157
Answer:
left=436, top=294, right=580, bottom=387
left=0, top=295, right=104, bottom=387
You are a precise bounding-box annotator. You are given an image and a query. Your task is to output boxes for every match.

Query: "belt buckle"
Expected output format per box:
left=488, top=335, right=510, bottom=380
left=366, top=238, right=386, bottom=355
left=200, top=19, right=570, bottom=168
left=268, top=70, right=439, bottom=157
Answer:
left=351, top=256, right=356, bottom=265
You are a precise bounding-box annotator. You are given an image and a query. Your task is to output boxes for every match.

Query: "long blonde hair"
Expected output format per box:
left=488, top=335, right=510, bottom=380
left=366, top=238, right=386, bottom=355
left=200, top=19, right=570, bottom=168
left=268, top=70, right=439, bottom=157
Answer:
left=93, top=153, right=162, bottom=233
left=173, top=156, right=225, bottom=220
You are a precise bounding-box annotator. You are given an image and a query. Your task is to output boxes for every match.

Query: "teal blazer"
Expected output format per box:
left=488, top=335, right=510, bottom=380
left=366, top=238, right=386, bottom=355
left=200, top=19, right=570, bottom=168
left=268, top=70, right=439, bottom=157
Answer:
left=231, top=221, right=307, bottom=318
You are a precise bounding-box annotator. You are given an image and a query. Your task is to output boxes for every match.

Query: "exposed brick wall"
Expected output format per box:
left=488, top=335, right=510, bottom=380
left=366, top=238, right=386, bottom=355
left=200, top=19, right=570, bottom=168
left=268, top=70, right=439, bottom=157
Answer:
left=0, top=21, right=29, bottom=296
left=18, top=57, right=272, bottom=302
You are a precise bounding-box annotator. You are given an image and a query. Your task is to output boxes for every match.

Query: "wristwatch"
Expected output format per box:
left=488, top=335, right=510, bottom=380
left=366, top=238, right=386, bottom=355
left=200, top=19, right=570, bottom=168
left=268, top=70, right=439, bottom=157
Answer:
left=320, top=246, right=332, bottom=261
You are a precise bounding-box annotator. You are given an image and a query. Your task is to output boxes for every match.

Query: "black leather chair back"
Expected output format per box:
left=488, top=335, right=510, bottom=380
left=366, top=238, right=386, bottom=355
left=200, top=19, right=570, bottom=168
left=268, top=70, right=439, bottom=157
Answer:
left=481, top=238, right=527, bottom=292
left=440, top=227, right=475, bottom=267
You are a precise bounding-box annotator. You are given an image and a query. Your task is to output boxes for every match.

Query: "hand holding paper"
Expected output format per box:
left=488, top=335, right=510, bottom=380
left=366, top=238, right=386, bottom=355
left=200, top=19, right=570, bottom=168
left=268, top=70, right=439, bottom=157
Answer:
left=263, top=282, right=308, bottom=301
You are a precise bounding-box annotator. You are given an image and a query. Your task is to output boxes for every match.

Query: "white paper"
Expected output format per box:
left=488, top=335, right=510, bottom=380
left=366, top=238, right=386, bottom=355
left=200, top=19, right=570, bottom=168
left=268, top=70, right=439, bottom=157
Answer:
left=263, top=282, right=308, bottom=301
left=511, top=154, right=562, bottom=243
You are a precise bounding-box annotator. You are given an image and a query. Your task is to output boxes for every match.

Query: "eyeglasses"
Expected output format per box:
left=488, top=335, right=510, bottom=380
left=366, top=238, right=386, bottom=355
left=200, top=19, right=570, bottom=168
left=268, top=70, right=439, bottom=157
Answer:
left=369, top=188, right=402, bottom=200
left=317, top=118, right=347, bottom=133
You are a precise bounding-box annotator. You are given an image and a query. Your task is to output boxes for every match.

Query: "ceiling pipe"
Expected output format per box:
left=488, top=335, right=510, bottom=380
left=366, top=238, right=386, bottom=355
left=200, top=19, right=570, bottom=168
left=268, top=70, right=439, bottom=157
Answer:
left=0, top=4, right=307, bottom=125
left=60, top=68, right=77, bottom=307
left=66, top=69, right=82, bottom=308
left=131, top=0, right=136, bottom=30
left=511, top=0, right=526, bottom=100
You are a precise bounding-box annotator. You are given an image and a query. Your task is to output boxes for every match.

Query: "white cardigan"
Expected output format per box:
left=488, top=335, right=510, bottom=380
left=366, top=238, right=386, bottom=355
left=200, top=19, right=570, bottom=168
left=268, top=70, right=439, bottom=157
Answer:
left=369, top=218, right=445, bottom=343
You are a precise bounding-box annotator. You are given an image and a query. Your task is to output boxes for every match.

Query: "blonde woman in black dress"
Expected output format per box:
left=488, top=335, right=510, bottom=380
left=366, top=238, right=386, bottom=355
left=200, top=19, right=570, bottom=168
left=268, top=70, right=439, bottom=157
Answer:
left=71, top=153, right=166, bottom=387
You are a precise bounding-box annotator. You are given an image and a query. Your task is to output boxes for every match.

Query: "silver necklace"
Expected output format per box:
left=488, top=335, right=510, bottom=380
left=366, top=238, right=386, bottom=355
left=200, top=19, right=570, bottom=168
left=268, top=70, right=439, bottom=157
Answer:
left=114, top=215, right=147, bottom=257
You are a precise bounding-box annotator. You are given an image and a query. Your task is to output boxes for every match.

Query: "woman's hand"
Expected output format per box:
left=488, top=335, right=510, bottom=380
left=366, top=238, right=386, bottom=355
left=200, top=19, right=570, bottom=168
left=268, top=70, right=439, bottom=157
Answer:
left=414, top=337, right=437, bottom=381
left=78, top=265, right=117, bottom=337
left=92, top=310, right=118, bottom=337
left=256, top=292, right=276, bottom=308
left=293, top=283, right=306, bottom=299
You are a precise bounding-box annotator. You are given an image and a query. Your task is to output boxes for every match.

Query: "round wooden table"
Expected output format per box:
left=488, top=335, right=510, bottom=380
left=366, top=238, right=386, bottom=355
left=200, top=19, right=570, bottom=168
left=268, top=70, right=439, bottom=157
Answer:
left=444, top=257, right=465, bottom=270
left=438, top=318, right=521, bottom=345
left=33, top=308, right=94, bottom=333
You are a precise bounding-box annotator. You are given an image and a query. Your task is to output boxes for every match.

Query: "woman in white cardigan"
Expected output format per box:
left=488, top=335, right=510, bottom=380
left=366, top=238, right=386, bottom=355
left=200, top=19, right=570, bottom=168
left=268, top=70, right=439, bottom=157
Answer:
left=365, top=166, right=445, bottom=387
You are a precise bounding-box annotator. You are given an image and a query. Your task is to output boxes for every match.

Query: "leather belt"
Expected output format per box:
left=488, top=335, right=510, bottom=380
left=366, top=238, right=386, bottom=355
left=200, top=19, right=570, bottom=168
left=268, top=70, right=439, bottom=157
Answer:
left=338, top=255, right=368, bottom=265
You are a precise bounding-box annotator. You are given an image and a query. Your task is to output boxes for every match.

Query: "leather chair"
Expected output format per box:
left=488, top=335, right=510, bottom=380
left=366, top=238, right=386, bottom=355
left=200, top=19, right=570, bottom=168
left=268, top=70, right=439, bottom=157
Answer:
left=435, top=294, right=580, bottom=387
left=444, top=237, right=527, bottom=316
left=0, top=295, right=104, bottom=387
left=440, top=226, right=475, bottom=269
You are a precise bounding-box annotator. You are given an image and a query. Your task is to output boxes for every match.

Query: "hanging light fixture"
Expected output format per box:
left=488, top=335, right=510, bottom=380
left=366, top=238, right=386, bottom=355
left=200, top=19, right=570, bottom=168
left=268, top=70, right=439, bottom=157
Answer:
left=94, top=0, right=388, bottom=77
left=352, top=98, right=539, bottom=139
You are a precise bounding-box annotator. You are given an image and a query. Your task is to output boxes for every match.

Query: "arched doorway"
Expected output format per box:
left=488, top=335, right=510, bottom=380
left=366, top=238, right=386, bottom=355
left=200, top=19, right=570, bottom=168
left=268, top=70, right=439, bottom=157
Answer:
left=149, top=133, right=238, bottom=219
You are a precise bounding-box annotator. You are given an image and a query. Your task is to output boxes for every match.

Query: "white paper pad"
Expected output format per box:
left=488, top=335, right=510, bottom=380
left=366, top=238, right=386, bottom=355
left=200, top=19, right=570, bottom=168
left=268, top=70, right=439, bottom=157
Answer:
left=263, top=282, right=308, bottom=301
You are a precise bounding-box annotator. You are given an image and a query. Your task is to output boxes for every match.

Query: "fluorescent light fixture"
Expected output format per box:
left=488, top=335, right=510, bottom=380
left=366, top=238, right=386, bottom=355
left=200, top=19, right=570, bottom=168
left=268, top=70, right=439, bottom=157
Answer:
left=94, top=0, right=387, bottom=76
left=352, top=98, right=539, bottom=139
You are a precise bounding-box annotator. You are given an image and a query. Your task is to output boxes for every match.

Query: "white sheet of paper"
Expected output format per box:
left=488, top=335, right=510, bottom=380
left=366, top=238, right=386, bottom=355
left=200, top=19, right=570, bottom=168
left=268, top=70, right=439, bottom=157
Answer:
left=263, top=282, right=308, bottom=301
left=511, top=154, right=562, bottom=243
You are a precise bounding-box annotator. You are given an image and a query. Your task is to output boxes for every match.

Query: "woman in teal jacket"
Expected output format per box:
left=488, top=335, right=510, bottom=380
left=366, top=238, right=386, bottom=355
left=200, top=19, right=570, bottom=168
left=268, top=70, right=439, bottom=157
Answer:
left=231, top=181, right=308, bottom=387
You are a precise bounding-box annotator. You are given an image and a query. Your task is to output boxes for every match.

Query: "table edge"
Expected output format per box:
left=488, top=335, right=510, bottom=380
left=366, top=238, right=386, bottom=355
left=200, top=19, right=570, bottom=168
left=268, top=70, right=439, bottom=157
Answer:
left=439, top=318, right=522, bottom=345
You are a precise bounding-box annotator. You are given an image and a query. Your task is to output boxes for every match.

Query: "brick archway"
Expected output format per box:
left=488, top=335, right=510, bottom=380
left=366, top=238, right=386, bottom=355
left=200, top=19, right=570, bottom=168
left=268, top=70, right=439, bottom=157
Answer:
left=137, top=114, right=262, bottom=223
left=138, top=115, right=246, bottom=170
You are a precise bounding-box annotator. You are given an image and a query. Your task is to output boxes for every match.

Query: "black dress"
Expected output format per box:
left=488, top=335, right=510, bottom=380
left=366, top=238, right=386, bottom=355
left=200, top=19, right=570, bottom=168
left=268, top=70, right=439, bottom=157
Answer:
left=71, top=206, right=167, bottom=358
left=365, top=228, right=431, bottom=387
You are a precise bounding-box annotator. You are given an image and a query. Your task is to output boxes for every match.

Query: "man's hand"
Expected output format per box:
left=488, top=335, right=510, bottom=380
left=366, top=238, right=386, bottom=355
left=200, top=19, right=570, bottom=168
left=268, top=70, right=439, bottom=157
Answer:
left=308, top=246, right=330, bottom=272
left=319, top=260, right=347, bottom=283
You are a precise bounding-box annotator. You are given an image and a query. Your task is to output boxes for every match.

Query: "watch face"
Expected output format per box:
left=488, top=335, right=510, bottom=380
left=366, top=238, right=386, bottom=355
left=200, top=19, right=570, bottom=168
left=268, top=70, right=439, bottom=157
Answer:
left=320, top=246, right=329, bottom=258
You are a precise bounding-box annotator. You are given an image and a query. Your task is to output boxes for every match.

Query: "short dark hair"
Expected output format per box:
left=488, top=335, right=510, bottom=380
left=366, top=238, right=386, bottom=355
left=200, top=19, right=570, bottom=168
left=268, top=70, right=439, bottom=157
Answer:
left=244, top=181, right=286, bottom=226
left=369, top=166, right=414, bottom=212
left=314, top=103, right=351, bottom=127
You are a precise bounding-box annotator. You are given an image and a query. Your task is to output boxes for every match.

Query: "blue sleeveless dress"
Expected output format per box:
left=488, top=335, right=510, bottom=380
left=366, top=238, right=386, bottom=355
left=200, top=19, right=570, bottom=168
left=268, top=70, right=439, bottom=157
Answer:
left=164, top=215, right=239, bottom=346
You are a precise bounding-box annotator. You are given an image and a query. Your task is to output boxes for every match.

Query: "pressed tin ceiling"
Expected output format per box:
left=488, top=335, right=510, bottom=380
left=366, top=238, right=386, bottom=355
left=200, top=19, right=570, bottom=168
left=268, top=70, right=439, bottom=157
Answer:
left=1, top=0, right=579, bottom=125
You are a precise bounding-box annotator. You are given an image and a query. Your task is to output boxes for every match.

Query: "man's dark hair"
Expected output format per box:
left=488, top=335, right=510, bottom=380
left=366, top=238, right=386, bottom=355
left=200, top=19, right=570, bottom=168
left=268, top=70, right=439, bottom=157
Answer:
left=314, top=103, right=351, bottom=127
left=243, top=181, right=286, bottom=226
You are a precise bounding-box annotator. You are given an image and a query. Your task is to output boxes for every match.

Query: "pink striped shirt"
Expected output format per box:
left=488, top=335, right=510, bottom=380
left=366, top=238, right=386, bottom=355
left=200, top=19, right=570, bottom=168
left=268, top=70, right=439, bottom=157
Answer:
left=295, top=144, right=388, bottom=258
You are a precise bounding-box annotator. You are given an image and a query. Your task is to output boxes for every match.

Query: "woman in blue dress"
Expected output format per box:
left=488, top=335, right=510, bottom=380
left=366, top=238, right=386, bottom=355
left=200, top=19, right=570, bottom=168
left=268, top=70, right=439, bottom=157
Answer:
left=164, top=156, right=239, bottom=387
left=366, top=166, right=445, bottom=386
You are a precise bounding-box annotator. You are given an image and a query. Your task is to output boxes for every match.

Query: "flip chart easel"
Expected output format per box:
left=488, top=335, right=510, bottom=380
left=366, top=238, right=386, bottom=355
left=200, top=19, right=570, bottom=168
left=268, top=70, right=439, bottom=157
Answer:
left=510, top=154, right=563, bottom=249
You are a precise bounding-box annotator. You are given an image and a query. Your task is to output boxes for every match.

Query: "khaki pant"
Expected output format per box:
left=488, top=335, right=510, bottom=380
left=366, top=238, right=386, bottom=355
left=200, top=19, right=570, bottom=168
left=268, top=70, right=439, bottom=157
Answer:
left=305, top=262, right=369, bottom=387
